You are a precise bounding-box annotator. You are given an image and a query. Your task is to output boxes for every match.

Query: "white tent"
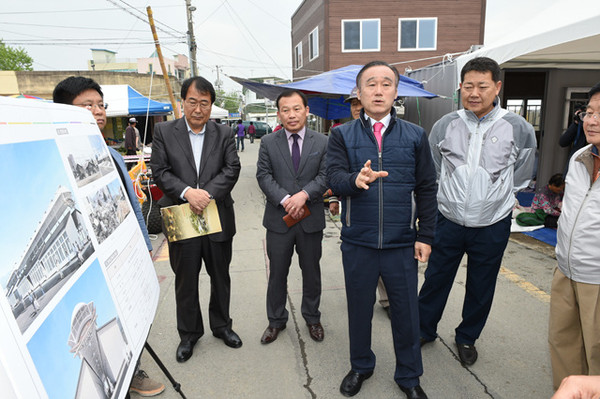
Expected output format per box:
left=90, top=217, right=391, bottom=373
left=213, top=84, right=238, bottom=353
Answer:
left=101, top=85, right=172, bottom=117
left=455, top=5, right=600, bottom=81
left=211, top=104, right=229, bottom=119
left=404, top=3, right=600, bottom=194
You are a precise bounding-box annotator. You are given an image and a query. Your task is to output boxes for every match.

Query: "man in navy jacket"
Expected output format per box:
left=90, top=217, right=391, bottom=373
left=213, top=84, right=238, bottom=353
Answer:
left=327, top=61, right=437, bottom=399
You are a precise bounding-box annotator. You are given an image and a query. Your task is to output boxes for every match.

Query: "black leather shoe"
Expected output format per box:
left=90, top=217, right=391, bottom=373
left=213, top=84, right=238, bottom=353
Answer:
left=176, top=340, right=196, bottom=363
left=420, top=337, right=434, bottom=347
left=260, top=325, right=286, bottom=344
left=339, top=370, right=373, bottom=397
left=213, top=329, right=242, bottom=348
left=456, top=343, right=478, bottom=365
left=307, top=323, right=324, bottom=342
left=399, top=384, right=428, bottom=399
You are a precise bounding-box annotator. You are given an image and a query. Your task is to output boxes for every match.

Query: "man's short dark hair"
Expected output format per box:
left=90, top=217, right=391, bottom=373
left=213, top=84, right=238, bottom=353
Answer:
left=181, top=76, right=216, bottom=103
left=460, top=57, right=501, bottom=83
left=588, top=82, right=600, bottom=99
left=53, top=76, right=103, bottom=105
left=356, top=61, right=400, bottom=88
left=548, top=173, right=564, bottom=187
left=276, top=89, right=308, bottom=110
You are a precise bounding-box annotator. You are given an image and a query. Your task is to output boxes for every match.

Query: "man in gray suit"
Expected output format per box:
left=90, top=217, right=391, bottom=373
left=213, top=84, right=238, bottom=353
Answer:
left=256, top=89, right=328, bottom=344
left=151, top=76, right=242, bottom=363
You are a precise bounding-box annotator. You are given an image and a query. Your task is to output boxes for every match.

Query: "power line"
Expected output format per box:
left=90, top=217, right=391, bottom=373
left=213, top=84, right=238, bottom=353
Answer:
left=104, top=0, right=184, bottom=39
left=222, top=0, right=288, bottom=78
left=0, top=20, right=152, bottom=33
left=0, top=5, right=182, bottom=15
left=5, top=39, right=184, bottom=46
left=246, top=0, right=290, bottom=29
left=196, top=0, right=228, bottom=27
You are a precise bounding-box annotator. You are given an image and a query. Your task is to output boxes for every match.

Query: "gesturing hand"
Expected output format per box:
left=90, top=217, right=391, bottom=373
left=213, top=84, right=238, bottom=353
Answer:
left=355, top=160, right=388, bottom=190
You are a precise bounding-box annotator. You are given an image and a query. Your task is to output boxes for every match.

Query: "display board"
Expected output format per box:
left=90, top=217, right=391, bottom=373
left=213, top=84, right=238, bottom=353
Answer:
left=0, top=97, right=160, bottom=399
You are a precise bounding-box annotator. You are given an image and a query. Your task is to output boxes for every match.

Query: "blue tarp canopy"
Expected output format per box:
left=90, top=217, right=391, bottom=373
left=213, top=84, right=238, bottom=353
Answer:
left=230, top=64, right=437, bottom=119
left=102, top=85, right=172, bottom=117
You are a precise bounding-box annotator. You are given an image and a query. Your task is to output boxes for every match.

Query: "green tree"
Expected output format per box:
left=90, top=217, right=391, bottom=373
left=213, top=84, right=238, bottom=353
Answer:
left=0, top=40, right=33, bottom=71
left=215, top=89, right=242, bottom=114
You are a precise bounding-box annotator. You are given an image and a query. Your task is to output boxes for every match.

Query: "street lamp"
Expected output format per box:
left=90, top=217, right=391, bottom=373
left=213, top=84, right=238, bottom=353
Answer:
left=185, top=1, right=198, bottom=77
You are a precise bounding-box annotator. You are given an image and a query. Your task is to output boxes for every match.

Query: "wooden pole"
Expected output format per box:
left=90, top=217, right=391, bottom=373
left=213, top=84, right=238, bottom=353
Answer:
left=147, top=6, right=180, bottom=119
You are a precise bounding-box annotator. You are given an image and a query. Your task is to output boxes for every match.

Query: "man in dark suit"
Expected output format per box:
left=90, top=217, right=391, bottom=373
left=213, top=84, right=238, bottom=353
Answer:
left=256, top=89, right=328, bottom=344
left=151, top=77, right=242, bottom=363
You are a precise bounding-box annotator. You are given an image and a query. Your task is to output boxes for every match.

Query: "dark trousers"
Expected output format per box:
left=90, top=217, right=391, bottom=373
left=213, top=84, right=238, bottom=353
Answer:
left=265, top=226, right=322, bottom=327
left=418, top=213, right=511, bottom=345
left=236, top=136, right=245, bottom=151
left=126, top=148, right=136, bottom=170
left=341, top=242, right=422, bottom=388
left=168, top=235, right=233, bottom=342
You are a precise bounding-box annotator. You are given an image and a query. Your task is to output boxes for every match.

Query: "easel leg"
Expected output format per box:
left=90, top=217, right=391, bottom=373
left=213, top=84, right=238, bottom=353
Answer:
left=144, top=342, right=187, bottom=399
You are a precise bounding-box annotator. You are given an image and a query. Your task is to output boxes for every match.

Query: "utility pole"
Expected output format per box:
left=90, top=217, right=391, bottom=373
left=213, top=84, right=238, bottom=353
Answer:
left=147, top=6, right=179, bottom=119
left=185, top=0, right=198, bottom=77
left=215, top=65, right=223, bottom=91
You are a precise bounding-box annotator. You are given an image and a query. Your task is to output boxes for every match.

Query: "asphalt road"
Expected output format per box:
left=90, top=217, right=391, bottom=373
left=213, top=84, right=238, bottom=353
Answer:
left=139, top=138, right=556, bottom=399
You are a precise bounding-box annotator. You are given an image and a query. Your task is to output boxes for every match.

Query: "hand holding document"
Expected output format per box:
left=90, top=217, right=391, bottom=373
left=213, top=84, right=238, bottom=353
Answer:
left=283, top=204, right=311, bottom=228
left=161, top=200, right=222, bottom=242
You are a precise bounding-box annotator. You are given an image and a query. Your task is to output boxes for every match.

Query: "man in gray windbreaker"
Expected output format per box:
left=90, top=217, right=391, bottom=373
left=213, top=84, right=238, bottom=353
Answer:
left=418, top=57, right=537, bottom=366
left=549, top=81, right=600, bottom=391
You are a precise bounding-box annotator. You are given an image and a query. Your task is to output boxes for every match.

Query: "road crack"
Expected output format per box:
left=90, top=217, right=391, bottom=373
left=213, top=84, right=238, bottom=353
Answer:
left=438, top=336, right=495, bottom=398
left=288, top=295, right=317, bottom=399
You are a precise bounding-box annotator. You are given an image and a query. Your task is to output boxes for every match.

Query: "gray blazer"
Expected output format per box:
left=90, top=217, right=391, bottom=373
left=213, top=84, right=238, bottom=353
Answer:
left=256, top=128, right=328, bottom=234
left=151, top=118, right=241, bottom=242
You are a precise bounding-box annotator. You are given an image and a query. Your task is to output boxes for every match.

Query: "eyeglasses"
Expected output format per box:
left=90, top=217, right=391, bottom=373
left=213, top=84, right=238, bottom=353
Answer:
left=184, top=99, right=211, bottom=110
left=74, top=102, right=108, bottom=111
left=580, top=112, right=600, bottom=121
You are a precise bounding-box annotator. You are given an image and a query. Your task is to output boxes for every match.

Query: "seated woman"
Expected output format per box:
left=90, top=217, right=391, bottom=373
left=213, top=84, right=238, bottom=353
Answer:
left=530, top=173, right=565, bottom=228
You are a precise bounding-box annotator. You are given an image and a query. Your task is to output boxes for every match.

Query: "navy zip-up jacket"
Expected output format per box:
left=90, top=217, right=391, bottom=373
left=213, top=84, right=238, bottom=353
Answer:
left=326, top=108, right=437, bottom=249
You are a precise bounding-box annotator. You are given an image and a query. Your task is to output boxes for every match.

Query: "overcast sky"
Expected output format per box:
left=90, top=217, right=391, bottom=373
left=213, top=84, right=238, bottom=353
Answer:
left=0, top=0, right=565, bottom=93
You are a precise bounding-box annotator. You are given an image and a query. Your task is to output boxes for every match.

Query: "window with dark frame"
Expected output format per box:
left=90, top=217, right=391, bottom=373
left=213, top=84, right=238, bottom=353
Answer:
left=342, top=19, right=380, bottom=52
left=295, top=43, right=303, bottom=69
left=309, top=27, right=319, bottom=61
left=398, top=18, right=437, bottom=51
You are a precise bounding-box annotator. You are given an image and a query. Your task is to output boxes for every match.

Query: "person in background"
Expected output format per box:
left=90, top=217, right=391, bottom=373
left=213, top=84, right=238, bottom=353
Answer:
left=418, top=57, right=537, bottom=367
left=559, top=104, right=588, bottom=174
left=273, top=123, right=283, bottom=132
left=248, top=121, right=256, bottom=143
left=331, top=119, right=343, bottom=130
left=235, top=119, right=246, bottom=152
left=531, top=173, right=564, bottom=228
left=327, top=61, right=437, bottom=399
left=53, top=76, right=164, bottom=398
left=124, top=117, right=139, bottom=170
left=347, top=86, right=364, bottom=121
left=125, top=117, right=138, bottom=155
left=549, top=81, right=600, bottom=391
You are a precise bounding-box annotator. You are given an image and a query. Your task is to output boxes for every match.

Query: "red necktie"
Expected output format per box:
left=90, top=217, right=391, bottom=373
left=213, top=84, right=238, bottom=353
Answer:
left=373, top=122, right=383, bottom=151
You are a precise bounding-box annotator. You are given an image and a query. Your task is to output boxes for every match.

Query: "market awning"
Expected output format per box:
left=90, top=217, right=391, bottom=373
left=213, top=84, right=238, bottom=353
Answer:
left=101, top=85, right=172, bottom=117
left=229, top=64, right=437, bottom=120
